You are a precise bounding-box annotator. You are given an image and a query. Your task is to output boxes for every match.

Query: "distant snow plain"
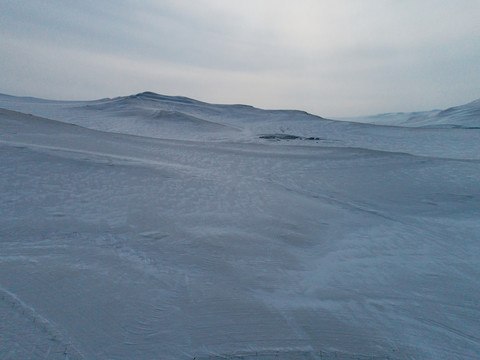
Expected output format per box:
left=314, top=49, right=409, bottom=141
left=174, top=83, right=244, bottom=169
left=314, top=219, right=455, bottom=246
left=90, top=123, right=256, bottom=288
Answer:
left=1, top=92, right=479, bottom=359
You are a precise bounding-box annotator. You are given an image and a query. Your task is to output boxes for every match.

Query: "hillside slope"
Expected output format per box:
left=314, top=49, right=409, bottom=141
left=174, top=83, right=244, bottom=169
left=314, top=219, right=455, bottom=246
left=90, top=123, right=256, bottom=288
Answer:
left=345, top=98, right=480, bottom=128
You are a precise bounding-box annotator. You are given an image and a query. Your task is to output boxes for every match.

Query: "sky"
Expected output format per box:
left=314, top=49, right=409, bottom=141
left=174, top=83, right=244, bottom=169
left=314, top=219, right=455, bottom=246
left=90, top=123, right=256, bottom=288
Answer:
left=1, top=0, right=479, bottom=117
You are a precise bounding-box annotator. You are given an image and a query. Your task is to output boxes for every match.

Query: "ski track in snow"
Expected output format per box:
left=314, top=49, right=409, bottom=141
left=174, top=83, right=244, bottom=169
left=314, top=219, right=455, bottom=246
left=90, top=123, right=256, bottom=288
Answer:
left=0, top=286, right=84, bottom=359
left=1, top=94, right=480, bottom=359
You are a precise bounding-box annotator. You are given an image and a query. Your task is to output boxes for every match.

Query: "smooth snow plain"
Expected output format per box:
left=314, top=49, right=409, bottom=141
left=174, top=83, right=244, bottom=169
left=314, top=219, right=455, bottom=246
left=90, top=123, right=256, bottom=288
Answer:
left=0, top=93, right=479, bottom=360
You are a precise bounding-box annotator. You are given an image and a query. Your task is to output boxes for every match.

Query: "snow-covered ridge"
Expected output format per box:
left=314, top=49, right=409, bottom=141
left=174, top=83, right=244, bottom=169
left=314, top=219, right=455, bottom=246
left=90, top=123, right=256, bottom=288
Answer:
left=128, top=91, right=207, bottom=105
left=343, top=97, right=480, bottom=128
left=0, top=91, right=328, bottom=141
left=1, top=92, right=479, bottom=160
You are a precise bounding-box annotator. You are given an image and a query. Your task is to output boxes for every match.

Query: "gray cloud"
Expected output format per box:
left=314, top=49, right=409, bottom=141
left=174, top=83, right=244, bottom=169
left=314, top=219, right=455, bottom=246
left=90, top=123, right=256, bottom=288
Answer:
left=1, top=0, right=479, bottom=116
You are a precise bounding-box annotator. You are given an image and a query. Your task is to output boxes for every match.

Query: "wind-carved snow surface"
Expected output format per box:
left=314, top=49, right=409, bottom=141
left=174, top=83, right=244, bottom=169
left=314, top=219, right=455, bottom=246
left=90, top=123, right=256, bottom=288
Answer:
left=0, top=93, right=479, bottom=359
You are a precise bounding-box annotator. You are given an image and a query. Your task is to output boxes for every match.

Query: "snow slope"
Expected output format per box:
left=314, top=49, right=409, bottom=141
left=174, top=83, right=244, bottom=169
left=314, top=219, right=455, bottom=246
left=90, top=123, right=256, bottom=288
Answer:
left=342, top=98, right=480, bottom=128
left=1, top=94, right=480, bottom=359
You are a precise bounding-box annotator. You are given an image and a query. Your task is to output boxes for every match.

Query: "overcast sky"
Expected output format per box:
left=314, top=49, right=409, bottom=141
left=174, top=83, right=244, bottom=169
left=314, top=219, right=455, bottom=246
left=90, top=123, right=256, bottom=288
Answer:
left=1, top=0, right=479, bottom=116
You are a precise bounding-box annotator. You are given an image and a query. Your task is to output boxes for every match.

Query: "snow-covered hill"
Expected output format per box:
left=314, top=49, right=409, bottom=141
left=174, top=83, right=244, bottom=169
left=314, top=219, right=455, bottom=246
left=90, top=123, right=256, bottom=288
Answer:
left=1, top=92, right=479, bottom=160
left=1, top=93, right=479, bottom=359
left=343, top=98, right=480, bottom=128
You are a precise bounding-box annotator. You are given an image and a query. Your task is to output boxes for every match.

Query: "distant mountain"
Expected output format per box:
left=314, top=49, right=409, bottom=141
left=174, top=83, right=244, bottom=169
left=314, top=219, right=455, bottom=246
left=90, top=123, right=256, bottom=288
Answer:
left=344, top=98, right=480, bottom=128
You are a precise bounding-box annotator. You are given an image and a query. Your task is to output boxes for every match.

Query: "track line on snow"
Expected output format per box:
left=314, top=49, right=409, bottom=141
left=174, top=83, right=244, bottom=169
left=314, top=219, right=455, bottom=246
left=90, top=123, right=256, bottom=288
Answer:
left=268, top=178, right=397, bottom=222
left=0, top=139, right=205, bottom=175
left=0, top=285, right=85, bottom=359
left=414, top=316, right=480, bottom=345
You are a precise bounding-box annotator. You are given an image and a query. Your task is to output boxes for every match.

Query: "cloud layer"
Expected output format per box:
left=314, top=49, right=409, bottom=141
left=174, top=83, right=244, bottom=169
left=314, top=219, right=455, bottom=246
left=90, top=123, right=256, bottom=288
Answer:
left=1, top=0, right=479, bottom=116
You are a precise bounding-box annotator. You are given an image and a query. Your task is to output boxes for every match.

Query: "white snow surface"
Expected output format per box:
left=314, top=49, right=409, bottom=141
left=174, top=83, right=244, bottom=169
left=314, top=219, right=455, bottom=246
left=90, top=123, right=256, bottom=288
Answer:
left=340, top=98, right=480, bottom=129
left=1, top=93, right=479, bottom=359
